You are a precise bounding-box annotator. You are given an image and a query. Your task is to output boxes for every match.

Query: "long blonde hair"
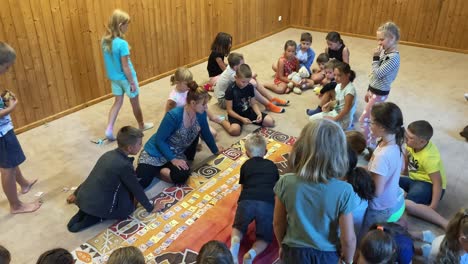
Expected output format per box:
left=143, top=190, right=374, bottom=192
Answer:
left=436, top=208, right=468, bottom=263
left=170, top=67, right=193, bottom=85
left=289, top=119, right=348, bottom=183
left=102, top=9, right=130, bottom=53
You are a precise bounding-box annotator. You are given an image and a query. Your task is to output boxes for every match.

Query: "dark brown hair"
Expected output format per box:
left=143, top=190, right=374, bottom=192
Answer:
left=407, top=120, right=433, bottom=141
left=334, top=62, right=356, bottom=82
left=36, top=248, right=73, bottom=264
left=196, top=240, right=234, bottom=264
left=300, top=32, right=312, bottom=43
left=211, top=32, right=232, bottom=55
left=326, top=31, right=344, bottom=45
left=186, top=81, right=211, bottom=104
left=117, top=126, right=144, bottom=148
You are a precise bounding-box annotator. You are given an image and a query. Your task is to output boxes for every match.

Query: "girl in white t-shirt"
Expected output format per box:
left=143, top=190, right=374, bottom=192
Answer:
left=430, top=208, right=468, bottom=263
left=165, top=67, right=193, bottom=112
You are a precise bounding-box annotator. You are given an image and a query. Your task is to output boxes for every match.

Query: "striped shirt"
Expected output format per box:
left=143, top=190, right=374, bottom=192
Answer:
left=369, top=51, right=400, bottom=92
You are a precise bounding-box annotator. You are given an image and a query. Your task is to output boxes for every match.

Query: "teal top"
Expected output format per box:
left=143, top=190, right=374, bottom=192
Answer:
left=274, top=173, right=356, bottom=251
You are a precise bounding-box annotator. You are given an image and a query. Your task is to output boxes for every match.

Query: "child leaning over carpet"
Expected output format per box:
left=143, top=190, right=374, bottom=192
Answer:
left=309, top=62, right=357, bottom=131
left=198, top=240, right=234, bottom=264
left=431, top=208, right=468, bottom=263
left=107, top=246, right=145, bottom=264
left=67, top=126, right=156, bottom=232
left=230, top=133, right=280, bottom=264
left=102, top=9, right=153, bottom=140
left=400, top=120, right=448, bottom=229
left=272, top=32, right=315, bottom=75
left=360, top=102, right=405, bottom=238
left=359, top=22, right=401, bottom=149
left=36, top=248, right=74, bottom=264
left=325, top=31, right=350, bottom=63
left=215, top=52, right=289, bottom=113
left=220, top=64, right=275, bottom=136
left=264, top=40, right=299, bottom=94
left=206, top=32, right=232, bottom=89
left=0, top=42, right=41, bottom=214
left=274, top=119, right=356, bottom=264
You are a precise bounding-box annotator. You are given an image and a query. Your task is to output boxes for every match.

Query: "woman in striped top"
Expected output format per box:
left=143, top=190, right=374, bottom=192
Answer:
left=359, top=22, right=401, bottom=149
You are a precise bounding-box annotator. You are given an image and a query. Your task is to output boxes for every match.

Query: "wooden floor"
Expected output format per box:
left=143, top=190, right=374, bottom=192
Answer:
left=1, top=28, right=467, bottom=263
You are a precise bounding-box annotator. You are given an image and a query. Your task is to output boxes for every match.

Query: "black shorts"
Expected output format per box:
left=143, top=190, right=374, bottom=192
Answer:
left=228, top=108, right=267, bottom=127
left=0, top=129, right=26, bottom=168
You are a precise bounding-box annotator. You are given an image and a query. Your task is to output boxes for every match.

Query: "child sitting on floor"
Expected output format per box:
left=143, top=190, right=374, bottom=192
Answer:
left=309, top=62, right=357, bottom=131
left=36, top=248, right=74, bottom=264
left=310, top=53, right=330, bottom=85
left=108, top=246, right=145, bottom=264
left=230, top=134, right=279, bottom=264
left=220, top=64, right=275, bottom=136
left=215, top=52, right=288, bottom=113
left=206, top=32, right=232, bottom=90
left=67, top=126, right=155, bottom=232
left=400, top=120, right=448, bottom=229
left=198, top=240, right=234, bottom=264
left=264, top=40, right=299, bottom=94
left=306, top=60, right=338, bottom=116
left=431, top=208, right=468, bottom=263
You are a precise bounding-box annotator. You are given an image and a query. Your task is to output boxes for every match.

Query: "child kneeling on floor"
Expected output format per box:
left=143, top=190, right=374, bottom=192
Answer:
left=220, top=64, right=275, bottom=136
left=230, top=133, right=279, bottom=264
left=67, top=126, right=155, bottom=232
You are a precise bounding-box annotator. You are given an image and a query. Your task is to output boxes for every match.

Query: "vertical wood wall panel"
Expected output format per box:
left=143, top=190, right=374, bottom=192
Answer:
left=0, top=0, right=290, bottom=131
left=290, top=0, right=468, bottom=51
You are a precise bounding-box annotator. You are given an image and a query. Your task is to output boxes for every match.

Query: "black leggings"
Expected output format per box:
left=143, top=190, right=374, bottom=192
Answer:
left=137, top=135, right=199, bottom=187
left=67, top=210, right=102, bottom=233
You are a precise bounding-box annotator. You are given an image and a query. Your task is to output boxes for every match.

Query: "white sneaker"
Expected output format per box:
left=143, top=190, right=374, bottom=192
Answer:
left=464, top=93, right=468, bottom=101
left=141, top=122, right=154, bottom=131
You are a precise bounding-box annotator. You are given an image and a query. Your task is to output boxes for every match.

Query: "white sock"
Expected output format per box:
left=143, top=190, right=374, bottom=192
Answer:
left=243, top=249, right=257, bottom=264
left=230, top=236, right=241, bottom=261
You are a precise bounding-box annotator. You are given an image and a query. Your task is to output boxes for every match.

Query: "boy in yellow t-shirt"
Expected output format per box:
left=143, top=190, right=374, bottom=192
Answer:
left=400, top=120, right=448, bottom=228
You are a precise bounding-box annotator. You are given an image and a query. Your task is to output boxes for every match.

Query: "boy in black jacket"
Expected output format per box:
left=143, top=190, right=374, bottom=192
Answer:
left=67, top=126, right=155, bottom=232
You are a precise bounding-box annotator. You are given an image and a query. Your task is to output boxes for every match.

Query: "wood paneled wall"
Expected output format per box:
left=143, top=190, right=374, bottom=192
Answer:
left=0, top=0, right=290, bottom=132
left=290, top=0, right=468, bottom=52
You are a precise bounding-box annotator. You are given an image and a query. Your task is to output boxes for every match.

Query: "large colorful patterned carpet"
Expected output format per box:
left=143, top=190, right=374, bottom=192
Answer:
left=71, top=128, right=295, bottom=264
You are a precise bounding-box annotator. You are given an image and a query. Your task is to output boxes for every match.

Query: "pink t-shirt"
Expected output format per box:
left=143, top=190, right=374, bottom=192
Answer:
left=168, top=89, right=188, bottom=107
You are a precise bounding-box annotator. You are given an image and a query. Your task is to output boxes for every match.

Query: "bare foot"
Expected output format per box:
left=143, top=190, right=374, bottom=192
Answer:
left=20, top=179, right=37, bottom=194
left=66, top=194, right=77, bottom=204
left=10, top=200, right=41, bottom=214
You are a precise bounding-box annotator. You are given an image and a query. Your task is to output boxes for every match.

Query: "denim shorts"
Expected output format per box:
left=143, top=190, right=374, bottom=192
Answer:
left=0, top=129, right=26, bottom=168
left=233, top=200, right=274, bottom=243
left=281, top=244, right=339, bottom=263
left=111, top=78, right=139, bottom=98
left=399, top=176, right=445, bottom=205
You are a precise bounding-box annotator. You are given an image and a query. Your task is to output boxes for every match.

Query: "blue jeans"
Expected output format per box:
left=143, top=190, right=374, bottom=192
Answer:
left=399, top=177, right=445, bottom=205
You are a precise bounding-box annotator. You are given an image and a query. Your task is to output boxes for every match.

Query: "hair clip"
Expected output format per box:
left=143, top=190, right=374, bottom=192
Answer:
left=376, top=225, right=385, bottom=231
